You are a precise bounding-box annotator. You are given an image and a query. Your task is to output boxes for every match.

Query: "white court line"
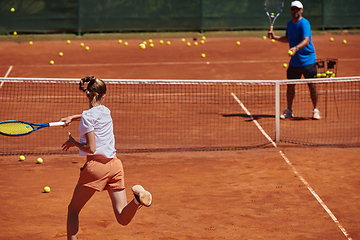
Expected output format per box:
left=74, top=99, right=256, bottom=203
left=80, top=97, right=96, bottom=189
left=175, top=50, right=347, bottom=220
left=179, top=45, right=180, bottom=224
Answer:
left=0, top=65, right=13, bottom=89
left=231, top=93, right=277, bottom=148
left=231, top=92, right=353, bottom=240
left=7, top=58, right=360, bottom=68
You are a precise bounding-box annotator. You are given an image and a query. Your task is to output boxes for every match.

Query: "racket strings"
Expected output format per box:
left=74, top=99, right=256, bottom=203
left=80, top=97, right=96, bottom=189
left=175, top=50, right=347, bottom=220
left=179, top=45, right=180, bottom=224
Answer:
left=0, top=122, right=33, bottom=135
left=265, top=0, right=283, bottom=16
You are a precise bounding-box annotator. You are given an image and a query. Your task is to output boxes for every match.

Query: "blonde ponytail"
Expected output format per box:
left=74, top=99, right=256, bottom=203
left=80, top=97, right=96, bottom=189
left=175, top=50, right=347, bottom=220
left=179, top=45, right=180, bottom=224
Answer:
left=79, top=76, right=107, bottom=106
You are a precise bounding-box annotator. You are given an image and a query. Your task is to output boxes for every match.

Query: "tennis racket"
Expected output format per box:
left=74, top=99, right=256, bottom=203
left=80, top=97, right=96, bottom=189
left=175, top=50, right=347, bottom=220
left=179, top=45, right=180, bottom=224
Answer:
left=264, top=0, right=284, bottom=31
left=0, top=120, right=65, bottom=136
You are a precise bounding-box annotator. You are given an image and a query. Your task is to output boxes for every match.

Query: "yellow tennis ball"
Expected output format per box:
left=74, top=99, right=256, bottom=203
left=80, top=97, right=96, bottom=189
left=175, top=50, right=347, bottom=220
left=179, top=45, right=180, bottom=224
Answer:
left=181, top=38, right=186, bottom=42
left=139, top=43, right=146, bottom=49
left=187, top=42, right=191, bottom=46
left=19, top=155, right=25, bottom=161
left=200, top=40, right=205, bottom=44
left=43, top=186, right=50, bottom=193
left=59, top=52, right=63, bottom=56
left=150, top=43, right=154, bottom=48
left=148, top=39, right=153, bottom=43
left=13, top=31, right=17, bottom=36
left=166, top=41, right=171, bottom=45
left=288, top=50, right=293, bottom=56
left=80, top=43, right=84, bottom=47
left=202, top=36, right=206, bottom=40
left=37, top=158, right=43, bottom=164
left=283, top=63, right=288, bottom=68
left=271, top=39, right=275, bottom=43
left=159, top=40, right=164, bottom=44
left=67, top=40, right=71, bottom=44
left=201, top=53, right=206, bottom=58
left=262, top=36, right=267, bottom=40
left=316, top=73, right=322, bottom=78
left=330, top=37, right=334, bottom=42
left=29, top=41, right=33, bottom=45
left=236, top=41, right=241, bottom=45
left=124, top=42, right=128, bottom=46
left=194, top=42, right=198, bottom=46
left=343, top=39, right=347, bottom=44
left=11, top=8, right=15, bottom=12
left=50, top=60, right=54, bottom=65
left=118, top=39, right=122, bottom=43
left=85, top=46, right=89, bottom=51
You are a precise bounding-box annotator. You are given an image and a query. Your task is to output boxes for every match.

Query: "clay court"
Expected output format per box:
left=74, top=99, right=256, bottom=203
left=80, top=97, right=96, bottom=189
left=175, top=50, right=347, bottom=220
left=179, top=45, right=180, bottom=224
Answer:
left=0, top=32, right=359, bottom=239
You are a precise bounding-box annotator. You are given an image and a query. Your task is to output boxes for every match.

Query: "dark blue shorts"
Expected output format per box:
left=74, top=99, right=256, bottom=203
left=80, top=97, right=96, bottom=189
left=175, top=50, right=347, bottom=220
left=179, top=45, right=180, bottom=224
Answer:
left=287, top=63, right=317, bottom=79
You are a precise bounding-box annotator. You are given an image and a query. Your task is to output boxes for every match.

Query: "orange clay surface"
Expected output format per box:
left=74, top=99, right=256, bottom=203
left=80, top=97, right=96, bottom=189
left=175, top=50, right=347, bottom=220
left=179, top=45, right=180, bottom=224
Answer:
left=0, top=32, right=360, bottom=239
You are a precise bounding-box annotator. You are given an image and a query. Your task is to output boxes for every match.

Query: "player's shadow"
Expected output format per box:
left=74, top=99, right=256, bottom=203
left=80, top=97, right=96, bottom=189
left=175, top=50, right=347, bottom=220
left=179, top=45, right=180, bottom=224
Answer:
left=223, top=114, right=314, bottom=121
left=222, top=113, right=274, bottom=122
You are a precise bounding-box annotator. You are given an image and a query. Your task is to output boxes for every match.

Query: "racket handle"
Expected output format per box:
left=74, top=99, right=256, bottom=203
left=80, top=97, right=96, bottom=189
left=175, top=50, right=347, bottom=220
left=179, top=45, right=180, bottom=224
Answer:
left=270, top=26, right=273, bottom=31
left=49, top=122, right=66, bottom=127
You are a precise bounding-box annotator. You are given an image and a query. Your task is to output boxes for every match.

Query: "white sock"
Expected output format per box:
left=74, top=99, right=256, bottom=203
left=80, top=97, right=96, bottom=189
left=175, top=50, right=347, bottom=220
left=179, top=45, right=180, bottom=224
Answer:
left=134, top=197, right=140, bottom=206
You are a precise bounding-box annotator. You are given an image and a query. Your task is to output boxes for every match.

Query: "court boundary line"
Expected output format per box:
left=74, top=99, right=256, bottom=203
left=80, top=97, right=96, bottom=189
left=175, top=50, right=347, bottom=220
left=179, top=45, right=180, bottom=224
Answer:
left=0, top=65, right=13, bottom=89
left=231, top=92, right=353, bottom=240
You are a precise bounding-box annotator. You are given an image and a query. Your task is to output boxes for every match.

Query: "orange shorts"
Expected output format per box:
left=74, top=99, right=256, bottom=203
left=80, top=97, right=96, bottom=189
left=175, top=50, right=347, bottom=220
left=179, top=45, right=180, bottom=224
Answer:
left=77, top=155, right=125, bottom=191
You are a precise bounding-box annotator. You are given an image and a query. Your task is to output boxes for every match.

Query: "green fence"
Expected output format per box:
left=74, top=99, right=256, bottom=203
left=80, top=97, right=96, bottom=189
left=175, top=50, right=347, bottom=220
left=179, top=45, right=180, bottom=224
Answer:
left=1, top=0, right=359, bottom=35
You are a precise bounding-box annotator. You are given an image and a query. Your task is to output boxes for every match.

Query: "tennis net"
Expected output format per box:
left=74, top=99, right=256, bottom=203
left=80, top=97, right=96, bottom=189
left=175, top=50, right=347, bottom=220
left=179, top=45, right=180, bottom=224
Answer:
left=0, top=77, right=359, bottom=155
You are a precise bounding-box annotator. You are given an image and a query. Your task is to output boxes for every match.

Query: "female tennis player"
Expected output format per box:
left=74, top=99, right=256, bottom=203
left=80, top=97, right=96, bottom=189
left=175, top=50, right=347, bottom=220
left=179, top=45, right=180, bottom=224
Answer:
left=61, top=76, right=152, bottom=240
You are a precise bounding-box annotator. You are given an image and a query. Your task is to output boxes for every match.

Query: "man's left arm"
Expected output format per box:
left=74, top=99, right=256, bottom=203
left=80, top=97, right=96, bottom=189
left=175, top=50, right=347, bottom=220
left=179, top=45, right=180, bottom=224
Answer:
left=290, top=37, right=309, bottom=54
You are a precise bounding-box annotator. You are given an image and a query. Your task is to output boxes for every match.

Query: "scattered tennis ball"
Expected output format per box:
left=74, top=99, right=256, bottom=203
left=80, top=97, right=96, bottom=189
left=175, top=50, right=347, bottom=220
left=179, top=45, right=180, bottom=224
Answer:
left=29, top=41, right=33, bottom=45
left=201, top=53, right=206, bottom=58
left=200, top=40, right=205, bottom=44
left=159, top=40, right=164, bottom=44
left=124, top=42, right=128, bottom=46
left=271, top=39, right=275, bottom=43
left=148, top=39, right=153, bottom=43
left=330, top=37, right=334, bottom=42
left=194, top=42, right=198, bottom=46
left=343, top=39, right=347, bottom=44
left=149, top=43, right=154, bottom=48
left=262, top=36, right=267, bottom=40
left=187, top=42, right=191, bottom=46
left=181, top=38, right=186, bottom=42
left=19, top=155, right=25, bottom=161
left=59, top=52, right=63, bottom=57
left=50, top=60, right=54, bottom=65
left=139, top=43, right=146, bottom=49
left=85, top=46, right=90, bottom=51
left=202, top=36, right=206, bottom=40
left=283, top=63, right=288, bottom=68
left=118, top=39, right=122, bottom=43
left=166, top=41, right=171, bottom=45
left=236, top=41, right=241, bottom=45
left=43, top=186, right=50, bottom=193
left=80, top=43, right=84, bottom=47
left=142, top=41, right=147, bottom=45
left=66, top=40, right=71, bottom=44
left=37, top=158, right=43, bottom=164
left=11, top=8, right=15, bottom=12
left=13, top=31, right=17, bottom=36
left=288, top=50, right=293, bottom=56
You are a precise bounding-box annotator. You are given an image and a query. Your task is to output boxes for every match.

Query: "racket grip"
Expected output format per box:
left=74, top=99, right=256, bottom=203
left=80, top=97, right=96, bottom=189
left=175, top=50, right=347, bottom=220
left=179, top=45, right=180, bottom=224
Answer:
left=49, top=122, right=66, bottom=127
left=270, top=26, right=273, bottom=31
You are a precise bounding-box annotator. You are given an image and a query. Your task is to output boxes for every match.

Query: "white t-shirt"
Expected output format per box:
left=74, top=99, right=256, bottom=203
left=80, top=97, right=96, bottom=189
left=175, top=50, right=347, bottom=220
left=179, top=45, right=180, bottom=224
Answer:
left=78, top=105, right=116, bottom=158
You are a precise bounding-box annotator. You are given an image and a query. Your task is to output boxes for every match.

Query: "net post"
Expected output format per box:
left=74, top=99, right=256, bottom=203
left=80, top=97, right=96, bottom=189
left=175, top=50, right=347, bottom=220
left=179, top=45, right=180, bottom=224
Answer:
left=275, top=81, right=280, bottom=143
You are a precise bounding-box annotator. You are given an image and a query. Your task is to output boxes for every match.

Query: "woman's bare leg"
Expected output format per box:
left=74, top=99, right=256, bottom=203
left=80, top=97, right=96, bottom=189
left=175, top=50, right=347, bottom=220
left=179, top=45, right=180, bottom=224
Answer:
left=107, top=189, right=139, bottom=226
left=67, top=185, right=96, bottom=240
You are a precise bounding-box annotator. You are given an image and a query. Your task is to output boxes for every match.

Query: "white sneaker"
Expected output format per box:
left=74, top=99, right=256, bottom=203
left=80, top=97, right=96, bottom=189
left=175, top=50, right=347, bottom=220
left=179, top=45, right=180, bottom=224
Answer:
left=313, top=109, right=321, bottom=120
left=280, top=109, right=293, bottom=119
left=132, top=185, right=152, bottom=207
